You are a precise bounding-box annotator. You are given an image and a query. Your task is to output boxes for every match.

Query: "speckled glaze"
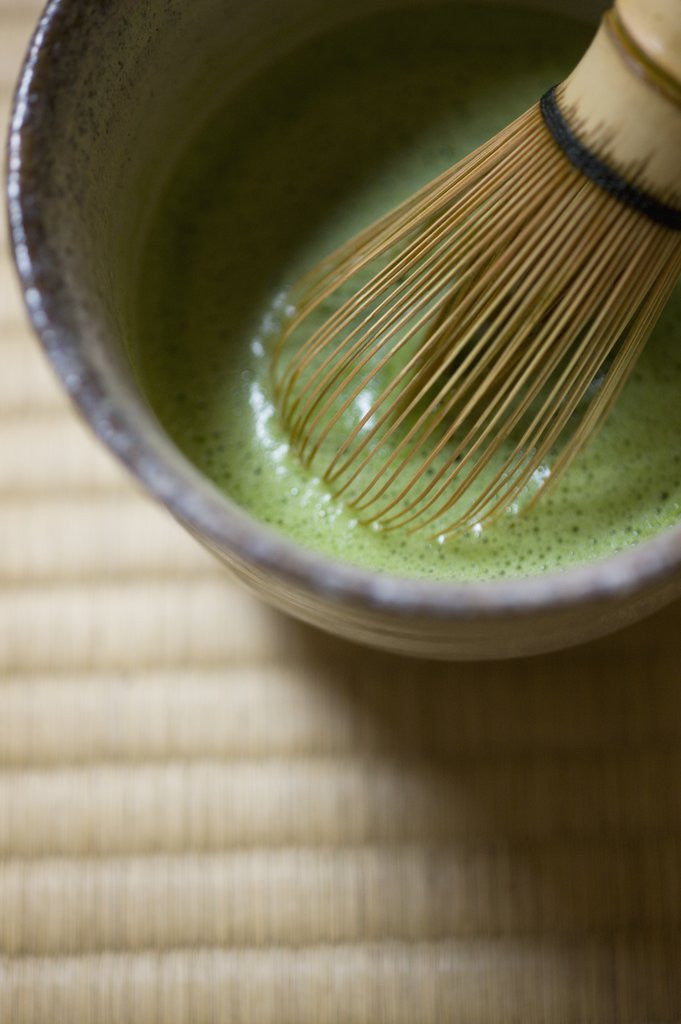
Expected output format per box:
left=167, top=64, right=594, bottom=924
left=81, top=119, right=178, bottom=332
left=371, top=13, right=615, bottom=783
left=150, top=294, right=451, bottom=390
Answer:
left=7, top=0, right=681, bottom=659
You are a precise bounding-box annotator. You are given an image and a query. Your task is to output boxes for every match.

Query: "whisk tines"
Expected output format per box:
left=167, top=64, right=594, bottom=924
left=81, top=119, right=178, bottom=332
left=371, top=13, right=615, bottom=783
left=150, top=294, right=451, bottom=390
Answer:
left=271, top=71, right=681, bottom=539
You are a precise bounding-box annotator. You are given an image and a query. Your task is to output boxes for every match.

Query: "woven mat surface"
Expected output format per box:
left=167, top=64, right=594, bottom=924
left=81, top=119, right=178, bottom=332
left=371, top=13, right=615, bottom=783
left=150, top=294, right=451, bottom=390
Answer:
left=3, top=3, right=681, bottom=1021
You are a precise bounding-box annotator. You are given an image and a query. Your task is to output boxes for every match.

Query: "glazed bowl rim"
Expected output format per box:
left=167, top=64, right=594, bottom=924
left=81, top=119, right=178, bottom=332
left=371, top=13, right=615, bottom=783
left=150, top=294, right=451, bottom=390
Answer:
left=7, top=0, right=681, bottom=624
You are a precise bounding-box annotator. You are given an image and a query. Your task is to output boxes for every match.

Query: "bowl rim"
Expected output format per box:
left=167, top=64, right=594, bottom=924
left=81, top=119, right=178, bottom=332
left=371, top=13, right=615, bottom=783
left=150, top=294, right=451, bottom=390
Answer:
left=7, top=0, right=681, bottom=624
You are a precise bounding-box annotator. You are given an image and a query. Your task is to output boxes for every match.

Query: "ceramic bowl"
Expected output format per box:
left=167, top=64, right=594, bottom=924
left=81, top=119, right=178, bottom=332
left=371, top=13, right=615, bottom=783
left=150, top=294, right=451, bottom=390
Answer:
left=7, top=0, right=681, bottom=659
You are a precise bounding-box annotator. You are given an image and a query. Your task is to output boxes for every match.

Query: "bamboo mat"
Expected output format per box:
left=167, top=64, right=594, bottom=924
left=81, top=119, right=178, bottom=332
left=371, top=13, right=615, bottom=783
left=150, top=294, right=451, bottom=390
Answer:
left=3, top=2, right=681, bottom=1021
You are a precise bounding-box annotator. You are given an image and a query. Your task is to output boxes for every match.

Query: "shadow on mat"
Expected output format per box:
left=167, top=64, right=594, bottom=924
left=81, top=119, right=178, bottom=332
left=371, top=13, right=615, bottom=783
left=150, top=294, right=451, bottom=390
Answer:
left=273, top=596, right=681, bottom=1018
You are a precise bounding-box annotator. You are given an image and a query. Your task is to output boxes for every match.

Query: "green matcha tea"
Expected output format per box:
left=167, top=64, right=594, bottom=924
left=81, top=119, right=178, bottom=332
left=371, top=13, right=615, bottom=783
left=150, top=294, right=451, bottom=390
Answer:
left=132, top=2, right=681, bottom=581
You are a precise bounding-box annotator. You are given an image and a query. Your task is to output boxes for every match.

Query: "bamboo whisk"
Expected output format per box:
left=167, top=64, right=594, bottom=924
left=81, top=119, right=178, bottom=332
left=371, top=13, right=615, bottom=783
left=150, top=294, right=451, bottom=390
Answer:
left=272, top=0, right=681, bottom=538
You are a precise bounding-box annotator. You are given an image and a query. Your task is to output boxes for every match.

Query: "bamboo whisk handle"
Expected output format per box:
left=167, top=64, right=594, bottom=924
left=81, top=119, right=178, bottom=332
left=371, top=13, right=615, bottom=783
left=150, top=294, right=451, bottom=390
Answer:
left=617, top=0, right=681, bottom=85
left=561, top=1, right=681, bottom=204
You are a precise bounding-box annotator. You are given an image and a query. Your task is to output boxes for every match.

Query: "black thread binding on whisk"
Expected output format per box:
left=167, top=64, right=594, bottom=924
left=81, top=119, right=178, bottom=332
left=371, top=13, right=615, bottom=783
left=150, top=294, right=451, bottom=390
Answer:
left=540, top=86, right=681, bottom=231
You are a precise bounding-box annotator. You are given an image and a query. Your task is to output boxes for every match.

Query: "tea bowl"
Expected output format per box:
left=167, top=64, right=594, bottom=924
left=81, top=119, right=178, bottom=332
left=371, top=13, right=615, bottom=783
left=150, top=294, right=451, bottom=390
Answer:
left=7, top=0, right=681, bottom=659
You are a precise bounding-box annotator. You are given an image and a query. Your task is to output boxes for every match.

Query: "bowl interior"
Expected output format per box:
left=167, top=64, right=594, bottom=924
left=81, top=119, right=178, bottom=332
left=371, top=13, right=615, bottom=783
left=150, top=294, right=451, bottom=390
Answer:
left=13, top=0, right=602, bottom=408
